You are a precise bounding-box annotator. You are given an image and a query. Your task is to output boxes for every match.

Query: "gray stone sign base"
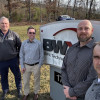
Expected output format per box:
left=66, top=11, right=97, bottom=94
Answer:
left=50, top=66, right=85, bottom=100
left=50, top=65, right=66, bottom=100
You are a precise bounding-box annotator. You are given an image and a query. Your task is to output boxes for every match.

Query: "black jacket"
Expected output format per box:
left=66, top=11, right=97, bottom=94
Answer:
left=0, top=29, right=21, bottom=61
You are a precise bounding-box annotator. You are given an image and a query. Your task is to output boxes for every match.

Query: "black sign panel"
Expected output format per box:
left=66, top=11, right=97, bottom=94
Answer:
left=54, top=71, right=62, bottom=85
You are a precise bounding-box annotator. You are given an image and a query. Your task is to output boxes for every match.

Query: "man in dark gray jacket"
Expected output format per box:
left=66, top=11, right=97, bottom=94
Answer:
left=85, top=42, right=100, bottom=100
left=0, top=16, right=22, bottom=100
left=61, top=20, right=96, bottom=100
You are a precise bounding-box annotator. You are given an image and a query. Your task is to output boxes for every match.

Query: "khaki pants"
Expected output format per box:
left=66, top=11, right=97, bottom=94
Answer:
left=66, top=98, right=84, bottom=100
left=23, top=64, right=40, bottom=95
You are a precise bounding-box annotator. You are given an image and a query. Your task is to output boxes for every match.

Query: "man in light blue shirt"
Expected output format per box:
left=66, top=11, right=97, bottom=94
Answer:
left=19, top=26, right=44, bottom=100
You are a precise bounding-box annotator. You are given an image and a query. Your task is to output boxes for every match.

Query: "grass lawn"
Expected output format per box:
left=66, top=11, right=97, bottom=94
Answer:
left=0, top=25, right=52, bottom=100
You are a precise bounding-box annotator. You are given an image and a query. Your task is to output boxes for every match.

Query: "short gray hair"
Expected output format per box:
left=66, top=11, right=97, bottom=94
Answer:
left=0, top=16, right=9, bottom=23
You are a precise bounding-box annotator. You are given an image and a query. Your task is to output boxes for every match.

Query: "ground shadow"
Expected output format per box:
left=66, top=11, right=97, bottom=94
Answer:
left=0, top=90, right=52, bottom=100
left=25, top=92, right=53, bottom=100
left=0, top=89, right=23, bottom=100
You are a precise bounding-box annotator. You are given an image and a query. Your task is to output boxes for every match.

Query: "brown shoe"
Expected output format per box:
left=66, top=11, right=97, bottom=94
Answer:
left=23, top=94, right=29, bottom=100
left=33, top=94, right=38, bottom=100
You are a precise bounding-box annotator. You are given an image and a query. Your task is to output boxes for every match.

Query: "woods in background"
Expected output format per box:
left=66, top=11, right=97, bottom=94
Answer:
left=0, top=0, right=100, bottom=22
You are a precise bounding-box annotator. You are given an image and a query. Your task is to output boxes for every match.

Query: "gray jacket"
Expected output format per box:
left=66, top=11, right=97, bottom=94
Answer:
left=61, top=38, right=97, bottom=98
left=85, top=78, right=100, bottom=100
left=0, top=29, right=21, bottom=61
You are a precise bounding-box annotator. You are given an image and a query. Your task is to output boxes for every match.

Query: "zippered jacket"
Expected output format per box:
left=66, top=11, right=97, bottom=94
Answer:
left=0, top=29, right=21, bottom=61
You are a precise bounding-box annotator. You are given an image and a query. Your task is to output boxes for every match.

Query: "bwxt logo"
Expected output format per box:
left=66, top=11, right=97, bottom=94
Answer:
left=43, top=39, right=72, bottom=55
left=43, top=28, right=77, bottom=55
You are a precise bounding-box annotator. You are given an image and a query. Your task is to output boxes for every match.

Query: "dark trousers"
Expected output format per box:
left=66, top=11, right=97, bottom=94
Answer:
left=0, top=57, right=22, bottom=92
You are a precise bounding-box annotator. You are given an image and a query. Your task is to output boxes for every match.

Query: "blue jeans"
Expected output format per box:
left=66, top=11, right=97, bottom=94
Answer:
left=0, top=57, right=22, bottom=92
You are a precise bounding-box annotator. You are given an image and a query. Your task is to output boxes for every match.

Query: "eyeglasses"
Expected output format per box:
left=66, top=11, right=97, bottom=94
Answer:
left=29, top=32, right=36, bottom=34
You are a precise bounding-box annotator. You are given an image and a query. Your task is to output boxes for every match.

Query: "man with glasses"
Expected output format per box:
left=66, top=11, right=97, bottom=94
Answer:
left=85, top=42, right=100, bottom=100
left=20, top=26, right=44, bottom=100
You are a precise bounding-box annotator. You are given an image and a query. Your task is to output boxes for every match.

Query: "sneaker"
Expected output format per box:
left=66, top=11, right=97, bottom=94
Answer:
left=18, top=89, right=22, bottom=98
left=33, top=94, right=38, bottom=100
left=1, top=90, right=10, bottom=100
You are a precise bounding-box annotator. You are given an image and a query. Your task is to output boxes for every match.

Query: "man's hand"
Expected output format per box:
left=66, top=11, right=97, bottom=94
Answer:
left=63, top=86, right=77, bottom=100
left=21, top=67, right=26, bottom=74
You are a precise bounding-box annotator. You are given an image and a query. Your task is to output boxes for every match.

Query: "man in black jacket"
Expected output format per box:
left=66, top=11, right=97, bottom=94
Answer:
left=0, top=16, right=22, bottom=100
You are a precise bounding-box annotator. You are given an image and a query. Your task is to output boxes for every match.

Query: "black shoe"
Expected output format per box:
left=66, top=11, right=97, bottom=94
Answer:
left=18, top=89, right=22, bottom=98
left=1, top=90, right=10, bottom=100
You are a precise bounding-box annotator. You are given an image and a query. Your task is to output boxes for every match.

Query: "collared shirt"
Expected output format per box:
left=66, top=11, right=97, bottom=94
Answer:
left=61, top=38, right=97, bottom=98
left=85, top=78, right=100, bottom=100
left=98, top=78, right=100, bottom=83
left=19, top=38, right=44, bottom=68
left=0, top=29, right=21, bottom=61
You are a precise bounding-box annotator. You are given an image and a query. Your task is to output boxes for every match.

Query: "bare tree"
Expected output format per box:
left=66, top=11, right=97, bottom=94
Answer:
left=5, top=0, right=22, bottom=21
left=92, top=0, right=97, bottom=18
left=0, top=0, right=6, bottom=16
left=66, top=0, right=71, bottom=15
left=56, top=0, right=62, bottom=17
left=0, top=0, right=100, bottom=22
left=88, top=0, right=94, bottom=19
left=85, top=0, right=89, bottom=18
left=40, top=0, right=43, bottom=23
left=44, top=0, right=63, bottom=21
left=75, top=0, right=86, bottom=19
left=36, top=0, right=43, bottom=23
left=73, top=0, right=77, bottom=17
left=25, top=0, right=32, bottom=21
left=6, top=0, right=12, bottom=19
left=44, top=0, right=53, bottom=21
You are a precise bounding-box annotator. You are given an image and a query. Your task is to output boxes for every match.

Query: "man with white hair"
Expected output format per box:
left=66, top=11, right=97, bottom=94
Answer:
left=0, top=16, right=22, bottom=100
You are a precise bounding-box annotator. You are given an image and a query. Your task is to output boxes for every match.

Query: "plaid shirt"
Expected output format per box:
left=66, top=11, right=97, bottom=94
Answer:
left=61, top=38, right=97, bottom=98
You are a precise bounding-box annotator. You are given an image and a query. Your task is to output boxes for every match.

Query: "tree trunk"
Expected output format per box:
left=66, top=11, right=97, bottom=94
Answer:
left=7, top=0, right=11, bottom=20
left=85, top=0, right=88, bottom=18
left=73, top=0, right=77, bottom=17
left=88, top=0, right=94, bottom=19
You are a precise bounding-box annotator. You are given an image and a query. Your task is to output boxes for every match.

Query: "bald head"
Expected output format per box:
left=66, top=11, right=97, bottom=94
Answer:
left=78, top=20, right=93, bottom=29
left=77, top=20, right=93, bottom=44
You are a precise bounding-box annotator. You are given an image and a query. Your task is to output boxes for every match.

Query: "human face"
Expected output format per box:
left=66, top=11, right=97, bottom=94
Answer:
left=0, top=18, right=9, bottom=33
left=93, top=45, right=100, bottom=78
left=77, top=20, right=93, bottom=42
left=27, top=29, right=36, bottom=41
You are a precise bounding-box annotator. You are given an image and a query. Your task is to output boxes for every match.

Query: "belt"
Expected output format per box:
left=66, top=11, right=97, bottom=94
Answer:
left=25, top=62, right=39, bottom=66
